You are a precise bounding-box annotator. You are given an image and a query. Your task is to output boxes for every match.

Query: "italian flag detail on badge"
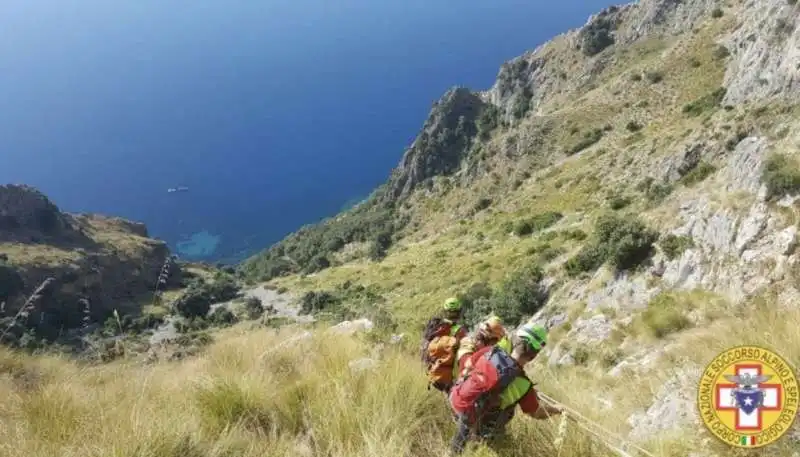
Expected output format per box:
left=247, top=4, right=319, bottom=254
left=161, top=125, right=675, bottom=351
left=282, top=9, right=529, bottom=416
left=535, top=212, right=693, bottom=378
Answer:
left=740, top=436, right=756, bottom=446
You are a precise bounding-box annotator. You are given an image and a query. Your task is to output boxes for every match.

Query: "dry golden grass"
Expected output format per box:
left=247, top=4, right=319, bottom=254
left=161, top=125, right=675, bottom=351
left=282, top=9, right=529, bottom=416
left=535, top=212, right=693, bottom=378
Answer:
left=0, top=299, right=798, bottom=457
left=0, top=242, right=81, bottom=268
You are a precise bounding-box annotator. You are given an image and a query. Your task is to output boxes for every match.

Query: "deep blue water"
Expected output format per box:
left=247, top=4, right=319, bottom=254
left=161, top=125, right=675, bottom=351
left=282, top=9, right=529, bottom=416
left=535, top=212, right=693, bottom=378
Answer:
left=0, top=0, right=612, bottom=264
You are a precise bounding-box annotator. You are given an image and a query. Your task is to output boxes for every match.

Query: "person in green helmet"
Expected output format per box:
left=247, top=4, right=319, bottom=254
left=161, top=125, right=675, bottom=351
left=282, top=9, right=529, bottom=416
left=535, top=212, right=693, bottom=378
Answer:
left=448, top=322, right=563, bottom=454
left=420, top=297, right=470, bottom=393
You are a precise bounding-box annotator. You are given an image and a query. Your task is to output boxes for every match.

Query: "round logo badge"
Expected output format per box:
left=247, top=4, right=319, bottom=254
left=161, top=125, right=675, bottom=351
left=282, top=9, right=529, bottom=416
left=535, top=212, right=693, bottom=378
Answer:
left=698, top=345, right=799, bottom=448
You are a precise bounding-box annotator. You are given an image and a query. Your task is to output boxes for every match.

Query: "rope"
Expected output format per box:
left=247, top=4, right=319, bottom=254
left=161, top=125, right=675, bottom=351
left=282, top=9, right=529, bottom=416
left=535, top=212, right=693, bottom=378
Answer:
left=539, top=392, right=658, bottom=457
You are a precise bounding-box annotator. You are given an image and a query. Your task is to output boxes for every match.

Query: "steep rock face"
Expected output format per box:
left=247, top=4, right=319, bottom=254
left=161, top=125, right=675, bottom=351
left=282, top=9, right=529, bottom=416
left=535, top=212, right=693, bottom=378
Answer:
left=484, top=0, right=718, bottom=121
left=722, top=0, right=800, bottom=105
left=385, top=87, right=486, bottom=200
left=0, top=185, right=181, bottom=342
left=0, top=185, right=73, bottom=241
left=658, top=136, right=798, bottom=303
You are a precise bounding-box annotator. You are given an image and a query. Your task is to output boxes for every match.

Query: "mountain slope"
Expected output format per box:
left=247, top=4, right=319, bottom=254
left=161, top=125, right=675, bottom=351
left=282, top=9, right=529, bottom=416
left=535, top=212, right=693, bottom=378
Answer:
left=4, top=0, right=800, bottom=456
left=0, top=184, right=185, bottom=347
left=245, top=0, right=800, bottom=450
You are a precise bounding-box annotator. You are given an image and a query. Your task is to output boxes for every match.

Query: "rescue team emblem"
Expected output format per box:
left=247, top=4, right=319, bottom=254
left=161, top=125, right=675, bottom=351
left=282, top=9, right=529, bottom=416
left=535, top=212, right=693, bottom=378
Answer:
left=698, top=345, right=799, bottom=448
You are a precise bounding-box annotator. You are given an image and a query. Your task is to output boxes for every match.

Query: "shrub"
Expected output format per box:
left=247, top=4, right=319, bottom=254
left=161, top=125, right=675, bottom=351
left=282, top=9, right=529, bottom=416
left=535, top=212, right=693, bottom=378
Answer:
left=565, top=244, right=607, bottom=277
left=641, top=293, right=692, bottom=338
left=683, top=87, right=727, bottom=116
left=368, top=230, right=393, bottom=261
left=299, top=291, right=341, bottom=315
left=514, top=220, right=534, bottom=236
left=566, top=129, right=604, bottom=155
left=680, top=162, right=717, bottom=186
left=565, top=214, right=658, bottom=276
left=461, top=265, right=548, bottom=328
left=762, top=153, right=800, bottom=199
left=660, top=234, right=694, bottom=260
left=608, top=195, right=632, bottom=210
left=712, top=45, right=730, bottom=60
left=573, top=345, right=591, bottom=366
left=562, top=229, right=588, bottom=241
left=173, top=274, right=240, bottom=319
left=645, top=71, right=663, bottom=84
left=711, top=7, right=723, bottom=18
left=580, top=16, right=616, bottom=56
left=244, top=297, right=264, bottom=319
left=174, top=291, right=212, bottom=319
left=595, top=214, right=659, bottom=271
left=629, top=73, right=642, bottom=82
left=240, top=198, right=400, bottom=281
left=490, top=265, right=548, bottom=327
left=513, top=211, right=562, bottom=236
left=477, top=104, right=501, bottom=140
left=625, top=121, right=643, bottom=132
left=208, top=307, right=237, bottom=326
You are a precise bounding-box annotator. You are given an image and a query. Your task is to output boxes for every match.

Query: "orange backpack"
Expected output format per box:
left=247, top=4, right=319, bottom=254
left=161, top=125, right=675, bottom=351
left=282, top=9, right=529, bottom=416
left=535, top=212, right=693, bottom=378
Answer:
left=420, top=317, right=463, bottom=391
left=427, top=333, right=460, bottom=389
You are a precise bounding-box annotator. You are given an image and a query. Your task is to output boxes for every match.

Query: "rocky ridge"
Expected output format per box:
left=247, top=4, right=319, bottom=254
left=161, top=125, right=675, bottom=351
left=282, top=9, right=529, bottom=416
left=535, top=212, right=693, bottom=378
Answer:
left=0, top=184, right=183, bottom=346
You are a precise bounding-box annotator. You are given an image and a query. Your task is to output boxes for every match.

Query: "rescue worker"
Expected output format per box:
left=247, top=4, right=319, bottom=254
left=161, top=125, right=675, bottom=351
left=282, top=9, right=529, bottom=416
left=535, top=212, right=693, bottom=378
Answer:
left=448, top=322, right=563, bottom=454
left=420, top=297, right=470, bottom=393
left=455, top=315, right=507, bottom=379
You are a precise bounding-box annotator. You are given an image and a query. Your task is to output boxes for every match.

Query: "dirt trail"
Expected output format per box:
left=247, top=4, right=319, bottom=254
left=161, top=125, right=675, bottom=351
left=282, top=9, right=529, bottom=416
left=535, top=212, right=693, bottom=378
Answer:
left=149, top=285, right=312, bottom=345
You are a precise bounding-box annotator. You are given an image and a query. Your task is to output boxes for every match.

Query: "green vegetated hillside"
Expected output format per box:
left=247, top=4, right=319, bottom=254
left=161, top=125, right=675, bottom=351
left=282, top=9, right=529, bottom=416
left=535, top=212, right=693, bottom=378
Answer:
left=4, top=0, right=800, bottom=456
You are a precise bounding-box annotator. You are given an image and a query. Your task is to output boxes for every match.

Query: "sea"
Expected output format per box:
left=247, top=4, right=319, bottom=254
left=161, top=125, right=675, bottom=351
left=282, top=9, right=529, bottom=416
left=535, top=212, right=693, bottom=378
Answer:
left=0, top=0, right=613, bottom=264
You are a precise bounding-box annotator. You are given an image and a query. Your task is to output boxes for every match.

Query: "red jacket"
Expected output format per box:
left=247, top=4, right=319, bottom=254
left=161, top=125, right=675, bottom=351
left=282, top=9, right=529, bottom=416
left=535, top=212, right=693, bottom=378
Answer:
left=449, top=346, right=540, bottom=420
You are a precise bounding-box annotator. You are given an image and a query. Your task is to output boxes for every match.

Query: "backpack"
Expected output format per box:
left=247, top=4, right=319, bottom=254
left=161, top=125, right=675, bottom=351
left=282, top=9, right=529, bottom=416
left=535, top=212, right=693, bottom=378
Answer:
left=426, top=334, right=460, bottom=390
left=454, top=346, right=524, bottom=416
left=420, top=317, right=460, bottom=390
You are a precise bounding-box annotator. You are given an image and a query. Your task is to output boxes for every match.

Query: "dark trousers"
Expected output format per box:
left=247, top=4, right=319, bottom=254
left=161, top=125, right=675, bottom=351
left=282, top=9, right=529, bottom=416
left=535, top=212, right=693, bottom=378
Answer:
left=450, top=413, right=472, bottom=455
left=449, top=409, right=514, bottom=455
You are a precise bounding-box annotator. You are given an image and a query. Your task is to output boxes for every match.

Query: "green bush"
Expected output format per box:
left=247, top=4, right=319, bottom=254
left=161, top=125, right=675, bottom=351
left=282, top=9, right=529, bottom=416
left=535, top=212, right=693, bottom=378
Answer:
left=566, top=129, right=604, bottom=155
left=299, top=291, right=341, bottom=315
left=595, top=213, right=659, bottom=271
left=580, top=14, right=616, bottom=56
left=645, top=71, right=664, bottom=84
left=680, top=162, right=717, bottom=186
left=608, top=195, right=632, bottom=210
left=244, top=297, right=264, bottom=319
left=625, top=121, right=643, bottom=132
left=562, top=229, right=588, bottom=241
left=565, top=214, right=658, bottom=276
left=712, top=45, right=730, bottom=60
left=637, top=177, right=673, bottom=203
left=208, top=307, right=237, bottom=326
left=565, top=244, right=607, bottom=277
left=461, top=265, right=548, bottom=328
left=683, top=87, right=727, bottom=116
left=711, top=7, right=723, bottom=18
left=477, top=104, right=502, bottom=140
left=368, top=230, right=393, bottom=261
left=514, top=211, right=563, bottom=236
left=641, top=294, right=692, bottom=338
left=762, top=153, right=800, bottom=199
left=240, top=197, right=401, bottom=281
left=660, top=234, right=694, bottom=260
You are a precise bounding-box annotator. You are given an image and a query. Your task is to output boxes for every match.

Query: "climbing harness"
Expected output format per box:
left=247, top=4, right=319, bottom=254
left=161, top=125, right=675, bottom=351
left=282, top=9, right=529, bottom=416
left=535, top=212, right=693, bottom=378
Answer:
left=539, top=392, right=657, bottom=457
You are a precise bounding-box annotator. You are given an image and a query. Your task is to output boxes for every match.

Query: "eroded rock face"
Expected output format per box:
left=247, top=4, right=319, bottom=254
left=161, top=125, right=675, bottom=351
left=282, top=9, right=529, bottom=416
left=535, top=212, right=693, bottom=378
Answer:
left=658, top=137, right=798, bottom=302
left=722, top=0, right=800, bottom=106
left=0, top=185, right=182, bottom=342
left=587, top=272, right=661, bottom=312
left=0, top=184, right=72, bottom=241
left=627, top=365, right=704, bottom=441
left=385, top=88, right=486, bottom=200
